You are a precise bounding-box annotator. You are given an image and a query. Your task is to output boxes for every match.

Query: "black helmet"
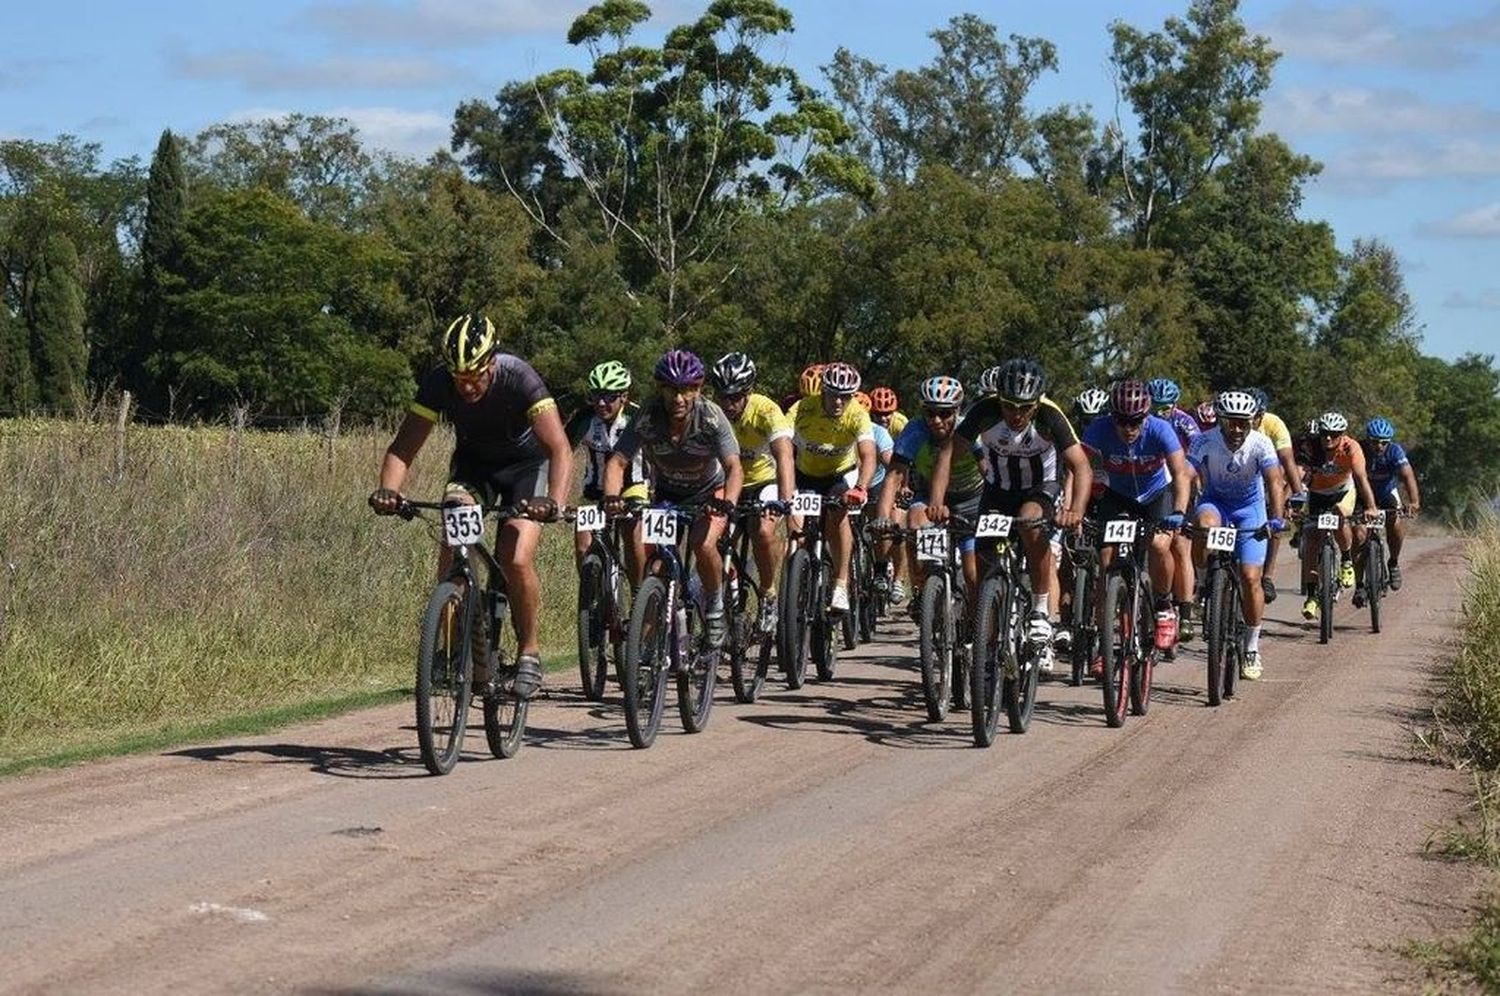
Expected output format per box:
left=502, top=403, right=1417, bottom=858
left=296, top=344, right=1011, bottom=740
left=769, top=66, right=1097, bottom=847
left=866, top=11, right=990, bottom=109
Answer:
left=996, top=358, right=1046, bottom=404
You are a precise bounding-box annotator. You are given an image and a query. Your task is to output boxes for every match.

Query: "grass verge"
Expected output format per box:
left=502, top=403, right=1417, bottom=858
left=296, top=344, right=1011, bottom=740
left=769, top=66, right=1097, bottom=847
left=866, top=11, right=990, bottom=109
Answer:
left=1411, top=520, right=1500, bottom=991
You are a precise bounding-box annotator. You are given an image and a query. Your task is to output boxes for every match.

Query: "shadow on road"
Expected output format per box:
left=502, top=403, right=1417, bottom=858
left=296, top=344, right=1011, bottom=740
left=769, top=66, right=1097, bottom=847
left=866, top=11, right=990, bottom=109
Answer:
left=312, top=966, right=622, bottom=995
left=166, top=741, right=430, bottom=779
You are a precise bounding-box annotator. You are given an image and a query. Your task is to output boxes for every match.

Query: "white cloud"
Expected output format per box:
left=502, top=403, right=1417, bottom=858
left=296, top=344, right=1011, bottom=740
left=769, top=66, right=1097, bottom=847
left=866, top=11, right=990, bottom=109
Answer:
left=1261, top=3, right=1476, bottom=70
left=1423, top=202, right=1500, bottom=238
left=1321, top=140, right=1500, bottom=192
left=332, top=106, right=451, bottom=158
left=1264, top=86, right=1500, bottom=137
left=221, top=105, right=450, bottom=159
left=303, top=0, right=589, bottom=46
left=1444, top=289, right=1500, bottom=310
left=170, top=49, right=460, bottom=91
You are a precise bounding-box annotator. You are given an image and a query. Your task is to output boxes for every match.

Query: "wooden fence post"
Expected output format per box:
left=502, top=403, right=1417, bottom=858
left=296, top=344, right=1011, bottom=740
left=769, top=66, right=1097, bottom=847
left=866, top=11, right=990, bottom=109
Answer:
left=114, top=391, right=132, bottom=482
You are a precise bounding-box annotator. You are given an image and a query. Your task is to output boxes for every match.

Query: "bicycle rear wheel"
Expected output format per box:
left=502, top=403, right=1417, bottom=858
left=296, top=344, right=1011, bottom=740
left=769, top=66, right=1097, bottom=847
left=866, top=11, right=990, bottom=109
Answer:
left=1204, top=567, right=1229, bottom=707
left=676, top=594, right=716, bottom=733
left=482, top=595, right=527, bottom=759
left=416, top=579, right=474, bottom=775
left=1099, top=573, right=1130, bottom=728
left=919, top=575, right=954, bottom=723
left=813, top=554, right=839, bottom=681
left=1069, top=558, right=1094, bottom=687
left=780, top=550, right=812, bottom=689
left=622, top=576, right=671, bottom=748
left=576, top=553, right=609, bottom=701
left=1319, top=540, right=1337, bottom=644
left=842, top=540, right=861, bottom=650
left=728, top=569, right=766, bottom=703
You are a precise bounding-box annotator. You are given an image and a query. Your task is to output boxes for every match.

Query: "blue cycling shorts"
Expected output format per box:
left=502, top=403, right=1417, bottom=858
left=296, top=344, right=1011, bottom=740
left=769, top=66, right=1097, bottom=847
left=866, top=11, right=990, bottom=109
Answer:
left=1194, top=498, right=1269, bottom=568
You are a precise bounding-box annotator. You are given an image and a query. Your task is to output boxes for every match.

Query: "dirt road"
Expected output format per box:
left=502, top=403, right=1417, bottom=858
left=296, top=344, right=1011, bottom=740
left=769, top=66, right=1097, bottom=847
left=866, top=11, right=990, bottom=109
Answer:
left=0, top=536, right=1481, bottom=994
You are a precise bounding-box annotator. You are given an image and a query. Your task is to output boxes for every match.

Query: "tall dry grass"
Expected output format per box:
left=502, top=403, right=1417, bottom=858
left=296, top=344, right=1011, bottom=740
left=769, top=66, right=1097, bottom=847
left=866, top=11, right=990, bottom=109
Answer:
left=0, top=417, right=578, bottom=765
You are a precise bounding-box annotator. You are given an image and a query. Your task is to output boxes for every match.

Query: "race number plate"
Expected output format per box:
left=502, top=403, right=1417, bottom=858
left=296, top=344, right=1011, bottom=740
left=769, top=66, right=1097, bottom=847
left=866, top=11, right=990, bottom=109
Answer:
left=574, top=504, right=607, bottom=533
left=1103, top=519, right=1137, bottom=545
left=1316, top=512, right=1341, bottom=531
left=442, top=505, right=484, bottom=547
left=975, top=513, right=1013, bottom=539
left=1205, top=526, right=1237, bottom=552
left=916, top=527, right=950, bottom=563
left=643, top=507, right=679, bottom=546
left=791, top=491, right=823, bottom=517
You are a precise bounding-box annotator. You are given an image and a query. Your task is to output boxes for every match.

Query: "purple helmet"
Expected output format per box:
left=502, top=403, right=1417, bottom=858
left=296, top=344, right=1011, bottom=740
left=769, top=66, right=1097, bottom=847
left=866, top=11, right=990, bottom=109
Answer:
left=654, top=348, right=706, bottom=387
left=1110, top=380, right=1151, bottom=418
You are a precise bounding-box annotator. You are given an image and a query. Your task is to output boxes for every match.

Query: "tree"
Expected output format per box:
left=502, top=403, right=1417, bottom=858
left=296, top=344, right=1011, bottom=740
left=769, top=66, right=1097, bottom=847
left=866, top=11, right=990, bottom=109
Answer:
left=29, top=231, right=87, bottom=412
left=185, top=114, right=375, bottom=227
left=825, top=14, right=1058, bottom=187
left=142, top=130, right=186, bottom=293
left=453, top=0, right=871, bottom=335
left=0, top=302, right=36, bottom=412
left=1105, top=0, right=1278, bottom=248
left=155, top=188, right=410, bottom=419
left=1410, top=354, right=1500, bottom=519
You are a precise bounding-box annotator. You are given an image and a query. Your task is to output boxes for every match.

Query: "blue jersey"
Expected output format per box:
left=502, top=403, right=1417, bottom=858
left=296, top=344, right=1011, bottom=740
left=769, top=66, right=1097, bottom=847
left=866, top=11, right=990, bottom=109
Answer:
left=1082, top=414, right=1181, bottom=503
left=893, top=418, right=985, bottom=495
left=1362, top=439, right=1409, bottom=498
left=870, top=423, right=894, bottom=488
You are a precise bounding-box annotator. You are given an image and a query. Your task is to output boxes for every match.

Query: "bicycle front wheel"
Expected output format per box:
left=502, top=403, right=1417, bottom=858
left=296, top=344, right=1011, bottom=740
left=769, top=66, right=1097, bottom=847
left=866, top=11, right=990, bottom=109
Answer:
left=970, top=574, right=1008, bottom=745
left=577, top=554, right=609, bottom=701
left=1005, top=578, right=1038, bottom=734
left=1099, top=573, right=1130, bottom=728
left=1366, top=537, right=1385, bottom=634
left=416, top=579, right=475, bottom=775
left=622, top=576, right=671, bottom=748
left=780, top=550, right=812, bottom=690
left=1204, top=567, right=1229, bottom=707
left=1319, top=540, right=1337, bottom=644
left=918, top=575, right=954, bottom=723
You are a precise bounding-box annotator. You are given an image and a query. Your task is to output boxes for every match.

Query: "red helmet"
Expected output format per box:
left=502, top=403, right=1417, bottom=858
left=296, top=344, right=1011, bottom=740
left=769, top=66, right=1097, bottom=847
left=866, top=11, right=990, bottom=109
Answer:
left=1110, top=380, right=1151, bottom=418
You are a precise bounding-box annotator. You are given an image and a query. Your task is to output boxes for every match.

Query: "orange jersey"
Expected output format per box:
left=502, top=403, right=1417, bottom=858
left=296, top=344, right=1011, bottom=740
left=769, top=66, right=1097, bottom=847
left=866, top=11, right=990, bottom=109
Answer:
left=1306, top=435, right=1365, bottom=494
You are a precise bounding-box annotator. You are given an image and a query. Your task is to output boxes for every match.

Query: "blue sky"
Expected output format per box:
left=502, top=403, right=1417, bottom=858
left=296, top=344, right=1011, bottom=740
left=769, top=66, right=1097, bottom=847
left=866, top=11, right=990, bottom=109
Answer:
left=4, top=1, right=1497, bottom=361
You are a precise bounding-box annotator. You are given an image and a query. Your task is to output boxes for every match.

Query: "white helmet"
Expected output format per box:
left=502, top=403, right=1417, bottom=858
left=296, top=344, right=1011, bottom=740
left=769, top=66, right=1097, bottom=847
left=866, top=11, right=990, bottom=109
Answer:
left=1318, top=411, right=1348, bottom=433
left=1213, top=390, right=1257, bottom=419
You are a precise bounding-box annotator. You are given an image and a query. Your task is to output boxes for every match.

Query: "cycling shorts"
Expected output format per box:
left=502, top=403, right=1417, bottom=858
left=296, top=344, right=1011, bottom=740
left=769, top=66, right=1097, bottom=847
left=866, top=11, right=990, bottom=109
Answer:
left=1308, top=488, right=1356, bottom=518
left=1194, top=498, right=1269, bottom=568
left=908, top=488, right=982, bottom=555
left=583, top=482, right=649, bottom=503
left=446, top=456, right=549, bottom=508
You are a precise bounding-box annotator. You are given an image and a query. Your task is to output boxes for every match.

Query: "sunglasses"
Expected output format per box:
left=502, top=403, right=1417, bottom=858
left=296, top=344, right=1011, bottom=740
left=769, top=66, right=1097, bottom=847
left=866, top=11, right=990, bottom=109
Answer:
left=591, top=390, right=625, bottom=404
left=923, top=407, right=958, bottom=420
left=1115, top=414, right=1147, bottom=428
left=999, top=398, right=1037, bottom=412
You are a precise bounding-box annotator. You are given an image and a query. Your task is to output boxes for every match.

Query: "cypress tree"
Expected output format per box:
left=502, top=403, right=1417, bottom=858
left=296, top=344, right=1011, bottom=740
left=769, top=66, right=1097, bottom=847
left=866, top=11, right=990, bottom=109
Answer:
left=30, top=231, right=88, bottom=413
left=0, top=303, right=37, bottom=413
left=138, top=129, right=186, bottom=403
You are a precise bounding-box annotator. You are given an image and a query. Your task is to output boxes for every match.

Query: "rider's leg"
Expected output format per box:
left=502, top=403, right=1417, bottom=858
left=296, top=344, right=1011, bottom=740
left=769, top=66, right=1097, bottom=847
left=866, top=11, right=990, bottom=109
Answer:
left=497, top=518, right=544, bottom=656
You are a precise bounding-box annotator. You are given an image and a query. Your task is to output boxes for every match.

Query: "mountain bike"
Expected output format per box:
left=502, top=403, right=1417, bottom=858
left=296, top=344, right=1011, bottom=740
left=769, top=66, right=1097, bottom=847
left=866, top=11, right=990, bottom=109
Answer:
left=393, top=499, right=531, bottom=774
left=722, top=498, right=785, bottom=703
left=780, top=491, right=842, bottom=688
left=570, top=499, right=642, bottom=700
left=1355, top=508, right=1411, bottom=634
left=618, top=503, right=722, bottom=748
left=1187, top=522, right=1271, bottom=707
left=1096, top=513, right=1164, bottom=728
left=970, top=514, right=1049, bottom=745
left=842, top=506, right=869, bottom=650
left=1298, top=507, right=1346, bottom=645
left=910, top=516, right=973, bottom=723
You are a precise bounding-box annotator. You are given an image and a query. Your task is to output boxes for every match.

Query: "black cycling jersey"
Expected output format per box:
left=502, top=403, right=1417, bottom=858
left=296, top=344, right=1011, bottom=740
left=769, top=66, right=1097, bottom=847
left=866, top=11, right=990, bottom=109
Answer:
left=411, top=354, right=557, bottom=466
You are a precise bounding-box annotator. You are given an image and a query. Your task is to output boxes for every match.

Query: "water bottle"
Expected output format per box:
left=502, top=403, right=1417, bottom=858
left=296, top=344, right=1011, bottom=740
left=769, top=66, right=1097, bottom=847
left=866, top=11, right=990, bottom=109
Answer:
left=674, top=602, right=690, bottom=662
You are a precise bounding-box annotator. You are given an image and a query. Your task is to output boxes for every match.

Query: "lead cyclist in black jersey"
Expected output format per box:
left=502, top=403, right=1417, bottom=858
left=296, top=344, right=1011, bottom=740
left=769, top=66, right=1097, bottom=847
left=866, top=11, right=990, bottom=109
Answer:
left=369, top=313, right=573, bottom=700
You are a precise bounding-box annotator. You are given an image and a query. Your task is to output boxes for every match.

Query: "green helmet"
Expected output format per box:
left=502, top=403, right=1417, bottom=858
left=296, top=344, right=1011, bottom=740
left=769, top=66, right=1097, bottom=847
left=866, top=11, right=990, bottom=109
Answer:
left=588, top=360, right=632, bottom=393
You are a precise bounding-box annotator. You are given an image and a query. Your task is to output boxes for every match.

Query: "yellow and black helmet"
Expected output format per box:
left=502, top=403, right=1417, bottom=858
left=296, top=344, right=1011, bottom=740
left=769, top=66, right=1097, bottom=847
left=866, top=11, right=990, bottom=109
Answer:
left=440, top=312, right=497, bottom=374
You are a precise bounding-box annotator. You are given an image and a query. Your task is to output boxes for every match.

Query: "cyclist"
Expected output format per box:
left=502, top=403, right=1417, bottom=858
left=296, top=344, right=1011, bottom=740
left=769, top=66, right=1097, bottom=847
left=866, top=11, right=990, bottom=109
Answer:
left=369, top=313, right=572, bottom=700
left=1186, top=391, right=1287, bottom=680
left=1192, top=401, right=1217, bottom=431
left=929, top=359, right=1091, bottom=667
left=790, top=360, right=878, bottom=613
left=856, top=391, right=897, bottom=508
left=604, top=349, right=743, bottom=647
left=709, top=352, right=795, bottom=632
left=1082, top=379, right=1192, bottom=659
left=1294, top=411, right=1379, bottom=622
left=1354, top=416, right=1421, bottom=597
left=1074, top=387, right=1109, bottom=430
left=1149, top=378, right=1200, bottom=644
left=874, top=376, right=982, bottom=608
left=869, top=385, right=908, bottom=439
left=1249, top=388, right=1304, bottom=603
left=572, top=360, right=648, bottom=586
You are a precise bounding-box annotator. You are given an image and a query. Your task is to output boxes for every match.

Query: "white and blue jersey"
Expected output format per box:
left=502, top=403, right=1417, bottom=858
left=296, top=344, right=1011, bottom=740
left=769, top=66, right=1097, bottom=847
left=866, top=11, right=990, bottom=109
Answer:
left=1188, top=428, right=1278, bottom=566
left=870, top=423, right=894, bottom=489
left=1363, top=439, right=1410, bottom=501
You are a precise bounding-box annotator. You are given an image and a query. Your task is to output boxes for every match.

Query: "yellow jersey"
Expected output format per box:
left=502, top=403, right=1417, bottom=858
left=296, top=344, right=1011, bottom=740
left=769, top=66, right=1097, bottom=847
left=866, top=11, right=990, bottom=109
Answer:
left=729, top=393, right=792, bottom=487
left=1258, top=411, right=1292, bottom=451
left=887, top=411, right=909, bottom=438
left=792, top=395, right=874, bottom=477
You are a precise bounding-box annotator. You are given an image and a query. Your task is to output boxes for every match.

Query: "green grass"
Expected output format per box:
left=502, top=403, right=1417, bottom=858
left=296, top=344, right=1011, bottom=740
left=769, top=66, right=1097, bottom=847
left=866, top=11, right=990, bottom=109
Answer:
left=1413, top=520, right=1500, bottom=991
left=0, top=417, right=582, bottom=772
